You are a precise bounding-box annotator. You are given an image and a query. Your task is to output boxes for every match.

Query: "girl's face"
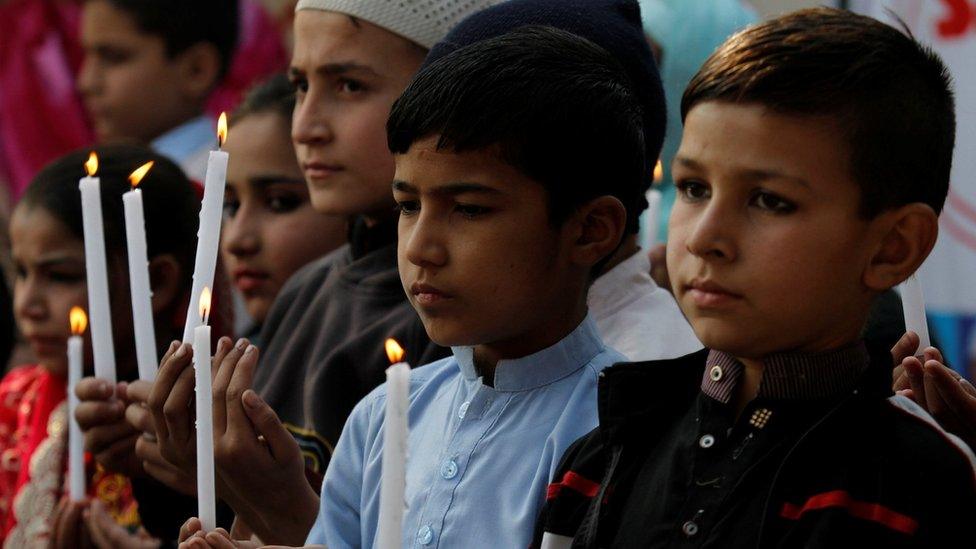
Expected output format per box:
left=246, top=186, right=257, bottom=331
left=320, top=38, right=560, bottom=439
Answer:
left=10, top=207, right=89, bottom=376
left=222, top=112, right=348, bottom=324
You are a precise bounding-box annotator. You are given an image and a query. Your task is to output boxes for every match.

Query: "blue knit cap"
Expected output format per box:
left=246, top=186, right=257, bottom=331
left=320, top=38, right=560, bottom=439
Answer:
left=424, top=0, right=666, bottom=204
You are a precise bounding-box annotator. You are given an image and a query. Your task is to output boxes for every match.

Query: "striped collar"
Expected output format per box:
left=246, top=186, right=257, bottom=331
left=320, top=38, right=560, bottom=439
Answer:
left=701, top=342, right=870, bottom=403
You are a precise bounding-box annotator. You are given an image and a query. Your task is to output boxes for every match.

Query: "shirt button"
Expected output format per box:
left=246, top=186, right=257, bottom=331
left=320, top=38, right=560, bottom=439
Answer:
left=699, top=434, right=715, bottom=449
left=458, top=401, right=470, bottom=419
left=441, top=458, right=458, bottom=479
left=709, top=365, right=723, bottom=382
left=417, top=525, right=434, bottom=545
left=682, top=520, right=699, bottom=537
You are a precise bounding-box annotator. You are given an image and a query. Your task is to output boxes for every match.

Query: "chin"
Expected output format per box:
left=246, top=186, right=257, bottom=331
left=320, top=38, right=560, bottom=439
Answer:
left=420, top=318, right=480, bottom=349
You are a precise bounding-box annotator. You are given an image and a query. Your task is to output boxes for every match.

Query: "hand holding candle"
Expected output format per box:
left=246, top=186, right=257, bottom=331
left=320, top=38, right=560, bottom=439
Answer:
left=124, top=161, right=158, bottom=382
left=376, top=339, right=410, bottom=549
left=68, top=307, right=88, bottom=501
left=79, top=152, right=117, bottom=386
left=194, top=287, right=216, bottom=531
left=900, top=273, right=931, bottom=356
left=184, top=114, right=229, bottom=342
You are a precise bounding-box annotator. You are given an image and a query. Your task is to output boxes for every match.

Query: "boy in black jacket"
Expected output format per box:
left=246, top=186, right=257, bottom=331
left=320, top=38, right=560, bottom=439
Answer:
left=536, top=8, right=976, bottom=548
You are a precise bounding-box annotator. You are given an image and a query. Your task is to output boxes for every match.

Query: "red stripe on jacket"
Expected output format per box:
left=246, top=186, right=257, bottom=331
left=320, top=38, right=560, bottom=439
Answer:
left=547, top=471, right=600, bottom=500
left=780, top=489, right=918, bottom=535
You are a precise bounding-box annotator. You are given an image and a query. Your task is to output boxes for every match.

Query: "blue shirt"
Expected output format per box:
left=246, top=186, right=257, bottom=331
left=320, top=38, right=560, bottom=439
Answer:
left=307, top=316, right=625, bottom=548
left=150, top=115, right=214, bottom=182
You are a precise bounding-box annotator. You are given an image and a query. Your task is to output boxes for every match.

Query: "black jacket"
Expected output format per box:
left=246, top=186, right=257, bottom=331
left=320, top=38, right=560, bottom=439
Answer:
left=535, top=348, right=976, bottom=548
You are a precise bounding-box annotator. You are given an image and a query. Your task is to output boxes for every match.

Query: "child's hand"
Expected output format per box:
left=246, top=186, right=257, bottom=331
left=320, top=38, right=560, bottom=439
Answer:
left=124, top=379, right=197, bottom=495
left=210, top=342, right=319, bottom=546
left=74, top=377, right=141, bottom=477
left=85, top=499, right=160, bottom=548
left=178, top=518, right=261, bottom=549
left=145, top=340, right=202, bottom=478
left=894, top=345, right=976, bottom=450
left=48, top=497, right=93, bottom=549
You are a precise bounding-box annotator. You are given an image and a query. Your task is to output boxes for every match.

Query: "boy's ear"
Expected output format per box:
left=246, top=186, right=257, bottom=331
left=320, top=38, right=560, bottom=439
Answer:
left=175, top=43, right=222, bottom=100
left=569, top=196, right=627, bottom=268
left=863, top=203, right=939, bottom=291
left=148, top=254, right=183, bottom=315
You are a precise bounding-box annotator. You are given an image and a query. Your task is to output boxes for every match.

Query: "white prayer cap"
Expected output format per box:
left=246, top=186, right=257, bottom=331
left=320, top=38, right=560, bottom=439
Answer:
left=295, top=0, right=501, bottom=49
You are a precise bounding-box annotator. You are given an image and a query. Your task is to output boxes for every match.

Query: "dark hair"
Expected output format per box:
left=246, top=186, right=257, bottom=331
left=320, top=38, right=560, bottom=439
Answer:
left=104, top=0, right=239, bottom=80
left=229, top=73, right=295, bottom=127
left=21, top=145, right=200, bottom=290
left=682, top=7, right=955, bottom=217
left=388, top=26, right=646, bottom=238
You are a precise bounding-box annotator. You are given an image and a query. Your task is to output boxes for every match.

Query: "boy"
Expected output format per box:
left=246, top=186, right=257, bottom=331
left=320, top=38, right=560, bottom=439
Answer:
left=308, top=24, right=648, bottom=548
left=536, top=8, right=976, bottom=548
left=78, top=0, right=237, bottom=180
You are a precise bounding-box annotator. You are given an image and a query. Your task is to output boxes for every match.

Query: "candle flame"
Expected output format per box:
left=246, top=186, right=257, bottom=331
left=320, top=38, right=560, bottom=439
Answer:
left=128, top=161, right=154, bottom=188
left=217, top=112, right=228, bottom=147
left=653, top=159, right=663, bottom=184
left=385, top=339, right=405, bottom=363
left=85, top=152, right=98, bottom=176
left=70, top=307, right=88, bottom=335
left=199, top=287, right=212, bottom=323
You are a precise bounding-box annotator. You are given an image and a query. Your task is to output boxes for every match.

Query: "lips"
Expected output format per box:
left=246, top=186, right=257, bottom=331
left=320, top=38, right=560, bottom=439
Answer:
left=233, top=268, right=271, bottom=292
left=302, top=161, right=343, bottom=180
left=410, top=282, right=452, bottom=306
left=684, top=278, right=743, bottom=308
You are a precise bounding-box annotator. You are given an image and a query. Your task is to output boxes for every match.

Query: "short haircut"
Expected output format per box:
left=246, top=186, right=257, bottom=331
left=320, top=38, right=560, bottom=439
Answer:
left=230, top=73, right=295, bottom=127
left=22, top=145, right=200, bottom=288
left=388, top=26, right=647, bottom=236
left=104, top=0, right=239, bottom=80
left=682, top=7, right=955, bottom=217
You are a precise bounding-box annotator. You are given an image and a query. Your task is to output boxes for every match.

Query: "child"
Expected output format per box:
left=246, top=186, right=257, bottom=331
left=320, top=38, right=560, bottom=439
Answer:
left=537, top=8, right=976, bottom=548
left=4, top=146, right=200, bottom=545
left=78, top=0, right=238, bottom=181
left=221, top=74, right=348, bottom=341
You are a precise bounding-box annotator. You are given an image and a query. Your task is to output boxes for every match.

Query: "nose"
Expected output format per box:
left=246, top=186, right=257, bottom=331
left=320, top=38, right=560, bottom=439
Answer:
left=682, top=199, right=737, bottom=262
left=77, top=56, right=98, bottom=98
left=292, top=89, right=334, bottom=148
left=402, top=210, right=448, bottom=269
left=222, top=205, right=261, bottom=260
left=14, top=275, right=48, bottom=325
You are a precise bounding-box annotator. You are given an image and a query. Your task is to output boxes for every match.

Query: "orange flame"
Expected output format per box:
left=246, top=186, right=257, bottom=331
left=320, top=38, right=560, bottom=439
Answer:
left=653, top=159, right=663, bottom=184
left=199, top=287, right=212, bottom=323
left=70, top=307, right=88, bottom=335
left=85, top=152, right=98, bottom=177
left=385, top=339, right=405, bottom=363
left=128, top=161, right=154, bottom=188
left=217, top=112, right=228, bottom=147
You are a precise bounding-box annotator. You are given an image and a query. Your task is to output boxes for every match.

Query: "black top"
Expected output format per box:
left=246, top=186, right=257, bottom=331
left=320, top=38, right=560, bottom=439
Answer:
left=252, top=217, right=449, bottom=476
left=535, top=344, right=976, bottom=548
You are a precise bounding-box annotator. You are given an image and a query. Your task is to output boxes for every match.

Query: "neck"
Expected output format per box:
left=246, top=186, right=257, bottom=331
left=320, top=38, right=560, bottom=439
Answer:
left=597, top=233, right=639, bottom=276
left=732, top=356, right=764, bottom=420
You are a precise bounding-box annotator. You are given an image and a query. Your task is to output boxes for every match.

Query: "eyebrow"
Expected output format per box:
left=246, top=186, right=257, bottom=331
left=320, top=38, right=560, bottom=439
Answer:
left=289, top=62, right=380, bottom=79
left=674, top=156, right=811, bottom=188
left=34, top=255, right=85, bottom=269
left=392, top=180, right=504, bottom=196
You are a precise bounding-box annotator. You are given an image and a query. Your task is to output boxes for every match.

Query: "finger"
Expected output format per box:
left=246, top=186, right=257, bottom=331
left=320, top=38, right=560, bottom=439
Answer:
left=143, top=456, right=196, bottom=496
left=125, top=402, right=155, bottom=433
left=242, top=389, right=296, bottom=464
left=903, top=357, right=928, bottom=411
left=922, top=362, right=949, bottom=424
left=84, top=500, right=115, bottom=548
left=224, top=346, right=259, bottom=440
left=896, top=388, right=915, bottom=399
left=83, top=421, right=135, bottom=453
left=961, top=378, right=976, bottom=398
left=204, top=531, right=238, bottom=549
left=923, top=346, right=946, bottom=366
left=179, top=517, right=203, bottom=542
left=124, top=380, right=153, bottom=405
left=892, top=368, right=910, bottom=391
left=211, top=337, right=235, bottom=379
left=75, top=399, right=126, bottom=432
left=94, top=433, right=139, bottom=473
left=164, top=357, right=198, bottom=446
left=54, top=500, right=88, bottom=548
left=148, top=342, right=193, bottom=441
left=891, top=331, right=920, bottom=365
left=927, top=362, right=976, bottom=419
left=75, top=377, right=114, bottom=402
left=213, top=338, right=249, bottom=436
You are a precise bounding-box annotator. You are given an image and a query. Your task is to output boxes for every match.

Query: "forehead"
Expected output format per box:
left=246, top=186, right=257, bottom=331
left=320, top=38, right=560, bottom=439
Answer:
left=291, top=10, right=423, bottom=75
left=81, top=0, right=149, bottom=46
left=394, top=136, right=538, bottom=196
left=11, top=207, right=82, bottom=255
left=678, top=102, right=852, bottom=187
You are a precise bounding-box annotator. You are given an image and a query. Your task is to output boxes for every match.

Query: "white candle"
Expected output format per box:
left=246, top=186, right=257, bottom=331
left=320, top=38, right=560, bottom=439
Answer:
left=68, top=307, right=88, bottom=501
left=643, top=188, right=662, bottom=250
left=79, top=152, right=117, bottom=386
left=123, top=162, right=158, bottom=382
left=377, top=339, right=410, bottom=549
left=183, top=114, right=229, bottom=342
left=194, top=287, right=216, bottom=530
left=900, top=273, right=931, bottom=355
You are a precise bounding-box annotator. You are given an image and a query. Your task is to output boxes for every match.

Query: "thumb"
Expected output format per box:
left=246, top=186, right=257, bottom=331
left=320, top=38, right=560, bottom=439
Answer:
left=241, top=390, right=297, bottom=463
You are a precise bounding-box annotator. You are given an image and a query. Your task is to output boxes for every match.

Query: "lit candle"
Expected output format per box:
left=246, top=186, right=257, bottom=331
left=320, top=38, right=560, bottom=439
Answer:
left=376, top=339, right=410, bottom=549
left=79, top=152, right=117, bottom=386
left=123, top=161, right=158, bottom=382
left=194, top=287, right=216, bottom=530
left=900, top=273, right=931, bottom=356
left=183, top=113, right=229, bottom=342
left=642, top=159, right=664, bottom=251
left=68, top=306, right=88, bottom=501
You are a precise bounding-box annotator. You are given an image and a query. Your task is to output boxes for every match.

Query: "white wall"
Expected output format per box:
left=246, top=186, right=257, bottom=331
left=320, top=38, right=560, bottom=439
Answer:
left=748, top=0, right=839, bottom=19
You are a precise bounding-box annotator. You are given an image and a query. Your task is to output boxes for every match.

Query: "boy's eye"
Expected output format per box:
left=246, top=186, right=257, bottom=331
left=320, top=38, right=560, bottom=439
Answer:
left=267, top=194, right=302, bottom=213
left=48, top=271, right=85, bottom=284
left=455, top=204, right=491, bottom=218
left=676, top=180, right=710, bottom=202
left=223, top=198, right=240, bottom=218
left=13, top=264, right=25, bottom=280
left=96, top=47, right=132, bottom=65
left=289, top=76, right=309, bottom=96
left=338, top=78, right=366, bottom=94
left=751, top=190, right=797, bottom=214
left=396, top=200, right=420, bottom=215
